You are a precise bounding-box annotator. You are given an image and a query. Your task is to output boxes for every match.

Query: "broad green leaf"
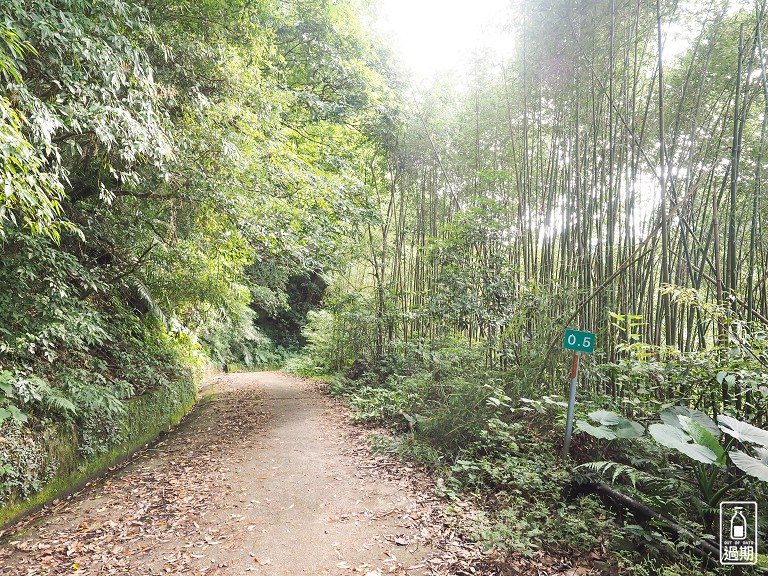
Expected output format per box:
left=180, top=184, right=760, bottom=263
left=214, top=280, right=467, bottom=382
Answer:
left=649, top=423, right=689, bottom=444
left=660, top=406, right=719, bottom=437
left=7, top=405, right=27, bottom=424
left=728, top=448, right=768, bottom=482
left=717, top=415, right=768, bottom=447
left=678, top=416, right=725, bottom=466
left=613, top=419, right=644, bottom=439
left=649, top=423, right=719, bottom=464
left=0, top=370, right=13, bottom=397
left=0, top=407, right=10, bottom=424
left=576, top=420, right=617, bottom=440
left=588, top=410, right=621, bottom=426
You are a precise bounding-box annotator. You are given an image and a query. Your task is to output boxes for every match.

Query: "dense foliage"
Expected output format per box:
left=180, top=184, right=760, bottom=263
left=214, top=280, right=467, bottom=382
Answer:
left=0, top=0, right=396, bottom=511
left=3, top=0, right=768, bottom=572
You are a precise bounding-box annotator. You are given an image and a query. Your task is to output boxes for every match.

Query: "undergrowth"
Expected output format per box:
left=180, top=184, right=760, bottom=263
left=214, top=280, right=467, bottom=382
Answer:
left=326, top=365, right=764, bottom=574
left=327, top=369, right=621, bottom=562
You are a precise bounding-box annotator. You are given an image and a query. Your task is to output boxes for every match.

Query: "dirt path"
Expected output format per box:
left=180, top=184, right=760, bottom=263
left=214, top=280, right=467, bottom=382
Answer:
left=0, top=372, right=488, bottom=576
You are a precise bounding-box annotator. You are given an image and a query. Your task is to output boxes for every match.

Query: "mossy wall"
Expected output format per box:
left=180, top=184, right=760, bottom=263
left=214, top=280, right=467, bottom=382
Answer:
left=0, top=372, right=199, bottom=528
left=122, top=373, right=197, bottom=452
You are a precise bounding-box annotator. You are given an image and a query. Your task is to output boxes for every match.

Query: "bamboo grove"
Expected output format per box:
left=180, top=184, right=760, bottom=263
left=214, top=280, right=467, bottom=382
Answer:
left=321, top=0, right=768, bottom=422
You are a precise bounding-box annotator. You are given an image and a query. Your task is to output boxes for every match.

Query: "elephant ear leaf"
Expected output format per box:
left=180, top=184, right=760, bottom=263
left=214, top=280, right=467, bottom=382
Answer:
left=588, top=410, right=621, bottom=426
left=613, top=419, right=644, bottom=439
left=728, top=447, right=768, bottom=482
left=649, top=423, right=719, bottom=464
left=678, top=416, right=725, bottom=466
left=661, top=406, right=719, bottom=437
left=576, top=420, right=617, bottom=440
left=718, top=415, right=768, bottom=447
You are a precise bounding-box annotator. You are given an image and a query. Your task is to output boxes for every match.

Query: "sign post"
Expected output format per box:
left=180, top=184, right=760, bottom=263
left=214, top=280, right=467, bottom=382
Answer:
left=562, top=329, right=595, bottom=458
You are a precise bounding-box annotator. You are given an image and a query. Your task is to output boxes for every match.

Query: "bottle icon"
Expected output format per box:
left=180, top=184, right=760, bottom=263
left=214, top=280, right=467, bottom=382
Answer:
left=731, top=507, right=747, bottom=540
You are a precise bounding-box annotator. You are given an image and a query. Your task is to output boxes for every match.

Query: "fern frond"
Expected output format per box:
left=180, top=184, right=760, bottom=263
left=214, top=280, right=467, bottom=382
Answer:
left=45, top=393, right=77, bottom=416
left=576, top=460, right=661, bottom=489
left=125, top=277, right=166, bottom=323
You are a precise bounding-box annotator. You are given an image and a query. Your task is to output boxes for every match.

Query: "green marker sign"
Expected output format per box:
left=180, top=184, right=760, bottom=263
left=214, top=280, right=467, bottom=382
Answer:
left=563, top=329, right=595, bottom=353
left=562, top=328, right=596, bottom=458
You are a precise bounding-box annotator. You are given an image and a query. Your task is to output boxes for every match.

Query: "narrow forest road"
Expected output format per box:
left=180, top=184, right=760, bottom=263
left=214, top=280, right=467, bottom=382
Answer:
left=0, top=372, right=490, bottom=576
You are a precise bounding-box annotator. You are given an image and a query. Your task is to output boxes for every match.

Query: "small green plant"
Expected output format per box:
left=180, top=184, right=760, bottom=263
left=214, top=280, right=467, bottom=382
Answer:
left=575, top=409, right=644, bottom=441
left=0, top=370, right=78, bottom=425
left=470, top=491, right=616, bottom=557
left=0, top=371, right=29, bottom=426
